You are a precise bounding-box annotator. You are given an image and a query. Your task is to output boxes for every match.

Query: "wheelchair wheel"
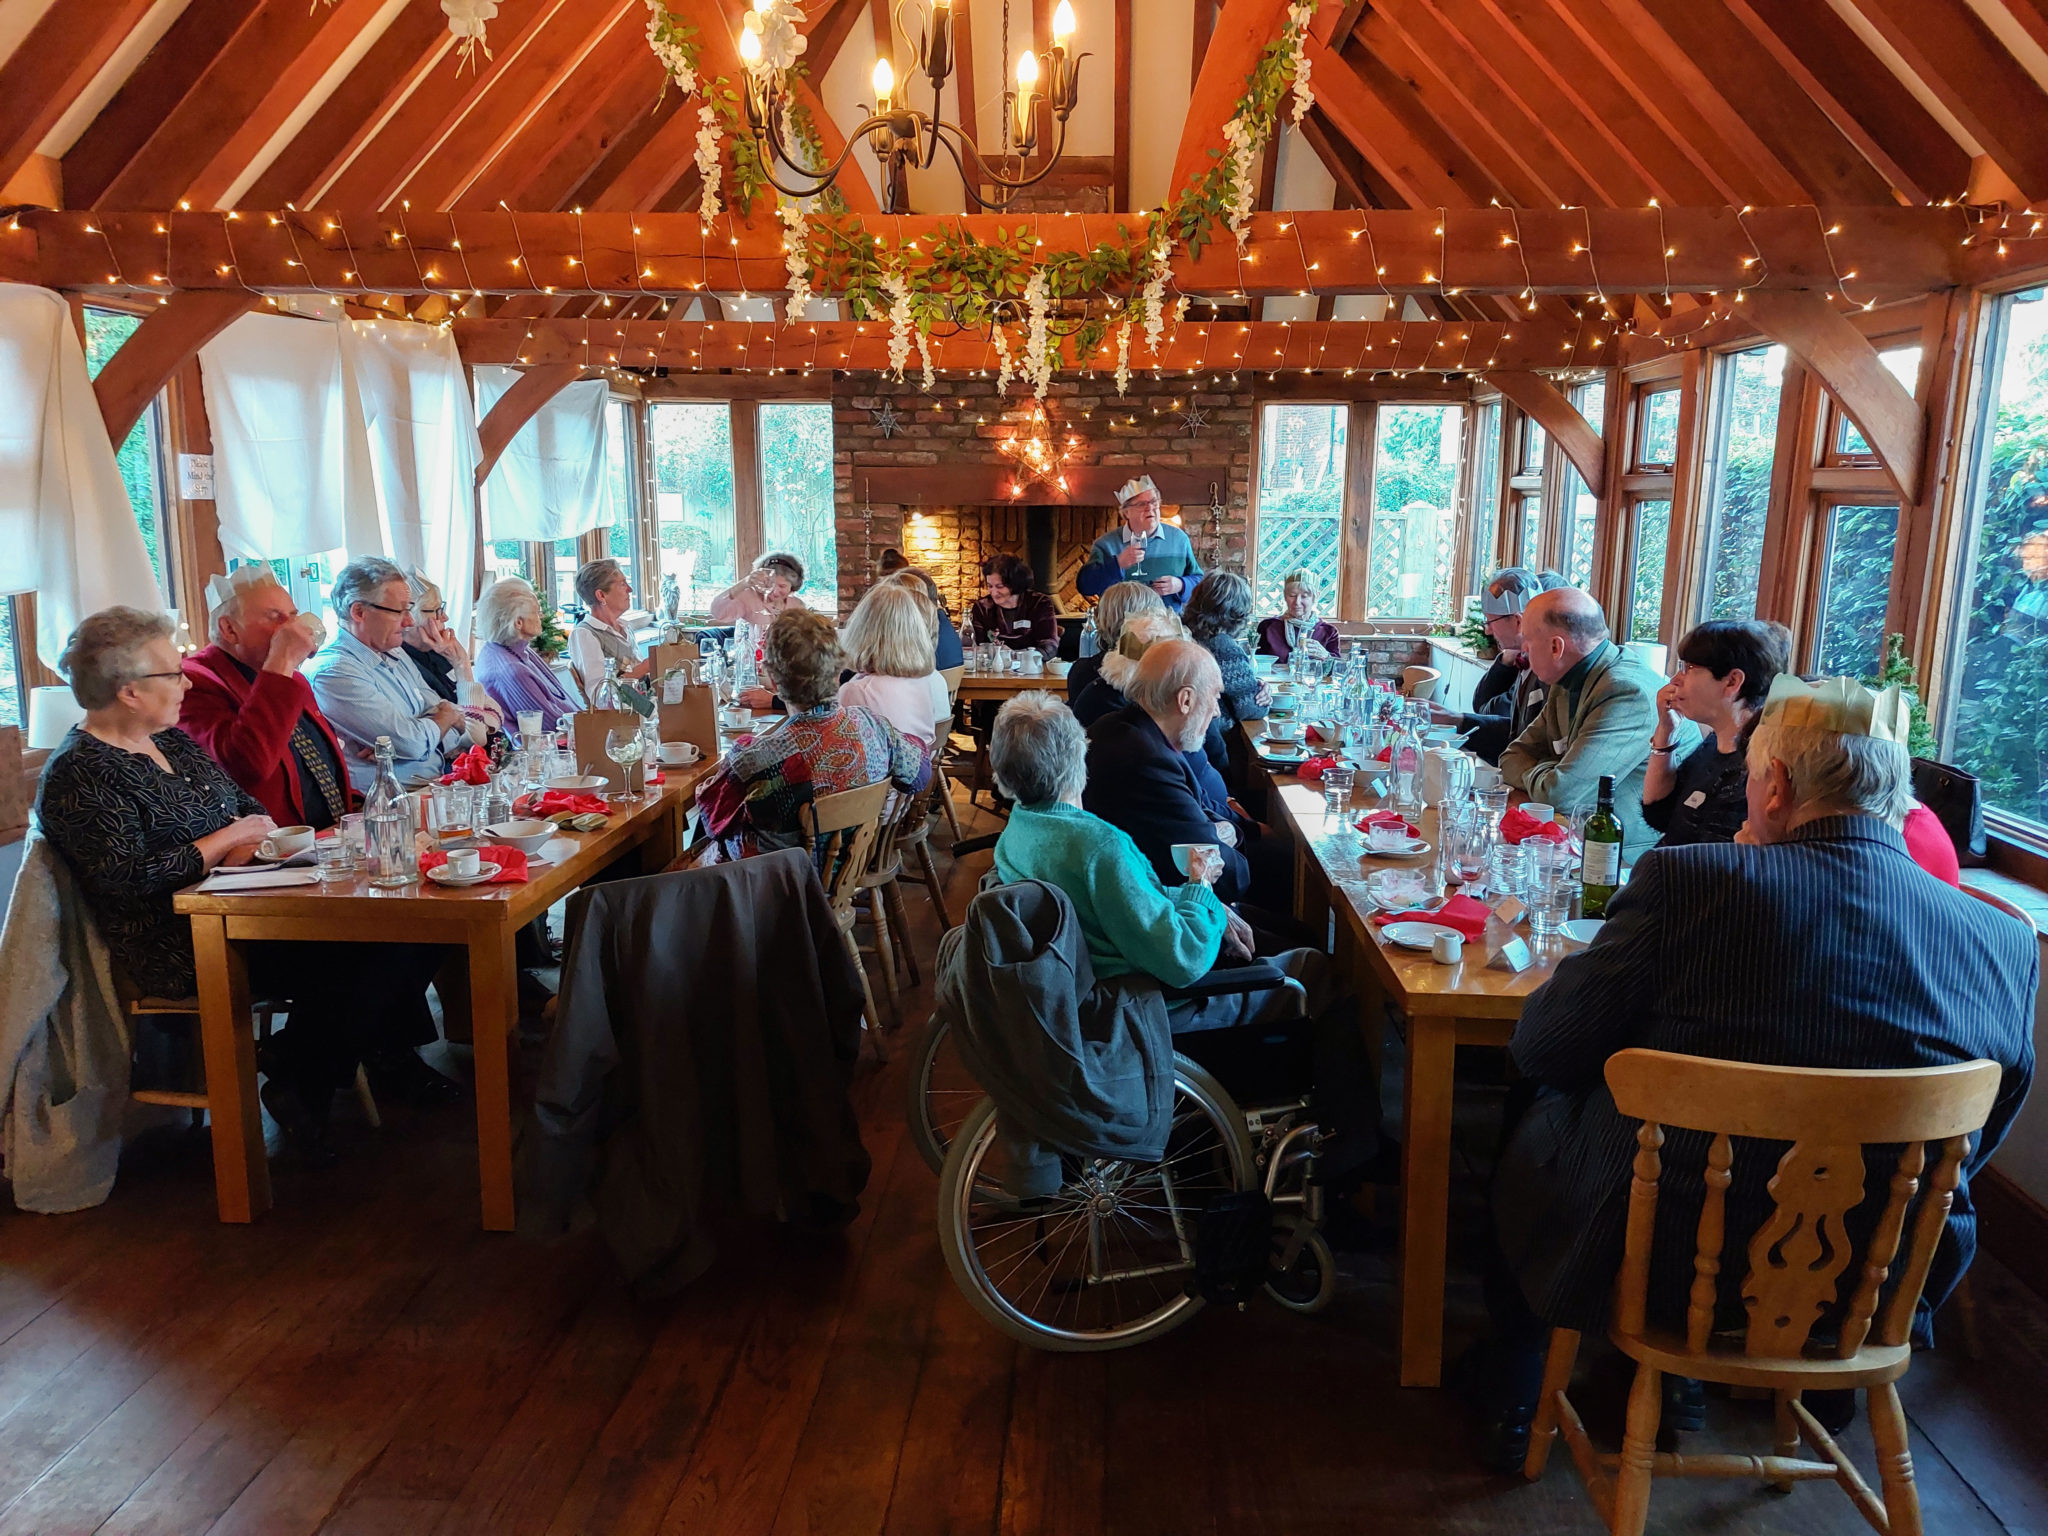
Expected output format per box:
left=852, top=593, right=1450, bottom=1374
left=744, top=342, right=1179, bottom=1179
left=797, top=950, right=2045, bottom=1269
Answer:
left=937, top=1057, right=1255, bottom=1352
left=907, top=1015, right=981, bottom=1176
left=1263, top=1228, right=1337, bottom=1314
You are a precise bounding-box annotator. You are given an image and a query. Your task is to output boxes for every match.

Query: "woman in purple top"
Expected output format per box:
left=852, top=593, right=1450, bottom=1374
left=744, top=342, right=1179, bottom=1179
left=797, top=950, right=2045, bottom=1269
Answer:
left=1253, top=568, right=1341, bottom=664
left=472, top=577, right=578, bottom=722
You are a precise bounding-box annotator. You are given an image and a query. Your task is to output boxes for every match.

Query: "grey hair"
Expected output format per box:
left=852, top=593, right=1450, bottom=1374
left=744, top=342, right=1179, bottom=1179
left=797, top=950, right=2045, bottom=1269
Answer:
left=755, top=550, right=806, bottom=590
left=990, top=691, right=1088, bottom=808
left=1746, top=717, right=1914, bottom=826
left=1280, top=568, right=1321, bottom=599
left=60, top=606, right=176, bottom=710
left=574, top=558, right=626, bottom=609
left=1091, top=580, right=1166, bottom=652
left=1126, top=638, right=1222, bottom=716
left=1486, top=566, right=1566, bottom=603
left=475, top=577, right=541, bottom=646
left=330, top=556, right=408, bottom=621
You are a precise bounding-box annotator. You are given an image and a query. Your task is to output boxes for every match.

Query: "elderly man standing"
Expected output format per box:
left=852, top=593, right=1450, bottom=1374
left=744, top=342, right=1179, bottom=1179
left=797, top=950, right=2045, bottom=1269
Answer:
left=1498, top=587, right=1673, bottom=856
left=1465, top=676, right=2036, bottom=1472
left=1076, top=476, right=1204, bottom=629
left=306, top=557, right=473, bottom=791
left=180, top=565, right=354, bottom=831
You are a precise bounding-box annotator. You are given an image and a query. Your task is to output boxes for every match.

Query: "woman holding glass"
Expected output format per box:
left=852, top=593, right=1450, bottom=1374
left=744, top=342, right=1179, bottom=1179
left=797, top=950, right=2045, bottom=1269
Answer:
left=400, top=572, right=502, bottom=732
left=36, top=608, right=449, bottom=1168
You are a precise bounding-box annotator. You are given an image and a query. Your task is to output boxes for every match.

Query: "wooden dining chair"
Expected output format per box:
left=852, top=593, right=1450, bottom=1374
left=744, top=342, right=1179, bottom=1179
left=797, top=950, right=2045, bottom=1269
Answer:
left=123, top=990, right=380, bottom=1129
left=852, top=800, right=919, bottom=1030
left=930, top=665, right=968, bottom=841
left=1400, top=664, right=1442, bottom=701
left=1523, top=1047, right=2005, bottom=1536
left=799, top=780, right=894, bottom=1050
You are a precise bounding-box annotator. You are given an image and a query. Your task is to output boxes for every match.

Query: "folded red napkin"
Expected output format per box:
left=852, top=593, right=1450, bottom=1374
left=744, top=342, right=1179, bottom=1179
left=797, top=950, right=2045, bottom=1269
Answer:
left=419, top=846, right=528, bottom=884
left=1373, top=892, right=1491, bottom=941
left=515, top=790, right=612, bottom=818
left=1374, top=746, right=1392, bottom=762
left=1297, top=755, right=1339, bottom=781
left=1500, top=806, right=1571, bottom=845
left=438, top=745, right=493, bottom=786
left=1306, top=721, right=1337, bottom=744
left=1356, top=809, right=1419, bottom=835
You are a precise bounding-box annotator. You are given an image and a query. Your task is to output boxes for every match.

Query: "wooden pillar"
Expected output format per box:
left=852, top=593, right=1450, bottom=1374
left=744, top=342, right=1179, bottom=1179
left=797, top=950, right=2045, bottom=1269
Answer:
left=1340, top=400, right=1377, bottom=622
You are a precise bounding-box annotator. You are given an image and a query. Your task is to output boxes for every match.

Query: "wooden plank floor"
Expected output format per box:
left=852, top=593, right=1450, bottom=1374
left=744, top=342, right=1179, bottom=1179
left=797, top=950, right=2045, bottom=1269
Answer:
left=2, top=800, right=2044, bottom=1534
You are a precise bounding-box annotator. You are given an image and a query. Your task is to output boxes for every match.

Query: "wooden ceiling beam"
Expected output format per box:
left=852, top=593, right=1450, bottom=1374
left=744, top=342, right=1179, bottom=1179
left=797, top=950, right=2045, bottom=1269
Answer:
left=476, top=362, right=590, bottom=482
left=1356, top=4, right=1592, bottom=208
left=1742, top=288, right=1924, bottom=500
left=93, top=291, right=263, bottom=444
left=322, top=0, right=568, bottom=209
left=1845, top=0, right=2048, bottom=204
left=398, top=0, right=641, bottom=211
left=1606, top=0, right=1896, bottom=204
left=507, top=54, right=671, bottom=213
left=242, top=3, right=456, bottom=207
left=31, top=206, right=1975, bottom=295
left=0, top=0, right=160, bottom=195
left=1307, top=40, right=1501, bottom=208
left=585, top=103, right=706, bottom=212
left=456, top=317, right=1617, bottom=372
left=1169, top=0, right=1293, bottom=205
left=1295, top=110, right=1380, bottom=212
left=1484, top=369, right=1604, bottom=495
left=1721, top=0, right=1969, bottom=207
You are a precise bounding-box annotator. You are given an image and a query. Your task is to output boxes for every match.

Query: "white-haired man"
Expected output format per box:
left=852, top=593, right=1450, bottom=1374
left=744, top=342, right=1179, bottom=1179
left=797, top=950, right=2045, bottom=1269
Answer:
left=305, top=556, right=473, bottom=790
left=181, top=565, right=354, bottom=829
left=1077, top=475, right=1204, bottom=619
left=1466, top=676, right=2036, bottom=1473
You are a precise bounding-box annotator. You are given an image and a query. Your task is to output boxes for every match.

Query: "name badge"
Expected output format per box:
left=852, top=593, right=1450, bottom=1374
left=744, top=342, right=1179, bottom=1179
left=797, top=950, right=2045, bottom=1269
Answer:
left=1368, top=776, right=1390, bottom=799
left=1491, top=895, right=1527, bottom=926
left=1526, top=688, right=1544, bottom=706
left=1489, top=937, right=1535, bottom=973
left=1551, top=738, right=1569, bottom=755
left=1683, top=790, right=1707, bottom=809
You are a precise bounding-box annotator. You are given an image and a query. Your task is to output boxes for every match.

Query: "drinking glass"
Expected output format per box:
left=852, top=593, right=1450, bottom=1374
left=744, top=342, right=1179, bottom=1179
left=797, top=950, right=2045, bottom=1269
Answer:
left=339, top=812, right=366, bottom=867
left=517, top=710, right=544, bottom=740
left=315, top=838, right=354, bottom=886
left=1527, top=841, right=1575, bottom=938
left=1451, top=817, right=1489, bottom=890
left=1322, top=765, right=1356, bottom=821
left=1478, top=785, right=1511, bottom=837
left=605, top=727, right=645, bottom=805
left=1489, top=840, right=1529, bottom=900
left=429, top=781, right=473, bottom=840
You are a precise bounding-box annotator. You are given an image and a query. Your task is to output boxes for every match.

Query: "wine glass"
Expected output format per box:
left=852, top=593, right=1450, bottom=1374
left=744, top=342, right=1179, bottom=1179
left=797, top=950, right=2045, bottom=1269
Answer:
left=605, top=726, right=645, bottom=806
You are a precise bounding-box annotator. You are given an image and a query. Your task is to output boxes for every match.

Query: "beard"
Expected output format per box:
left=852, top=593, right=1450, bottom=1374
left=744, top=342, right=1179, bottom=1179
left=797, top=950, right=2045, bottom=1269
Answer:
left=1177, top=716, right=1211, bottom=753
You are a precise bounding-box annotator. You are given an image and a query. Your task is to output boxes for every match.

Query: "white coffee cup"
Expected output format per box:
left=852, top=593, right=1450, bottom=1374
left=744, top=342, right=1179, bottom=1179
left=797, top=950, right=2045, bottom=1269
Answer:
left=261, top=825, right=314, bottom=860
left=1471, top=761, right=1503, bottom=790
left=446, top=848, right=482, bottom=878
left=719, top=705, right=753, bottom=731
left=1269, top=718, right=1304, bottom=743
left=1366, top=822, right=1410, bottom=852
left=1522, top=801, right=1554, bottom=823
left=1171, top=842, right=1222, bottom=882
left=656, top=740, right=700, bottom=766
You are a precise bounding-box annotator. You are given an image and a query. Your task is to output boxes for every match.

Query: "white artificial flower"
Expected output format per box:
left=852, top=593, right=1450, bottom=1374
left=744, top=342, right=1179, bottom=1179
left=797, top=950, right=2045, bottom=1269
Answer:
left=991, top=322, right=1014, bottom=393
left=1114, top=318, right=1133, bottom=395
left=644, top=0, right=696, bottom=91
left=883, top=270, right=913, bottom=379
left=695, top=105, right=722, bottom=222
left=1024, top=271, right=1052, bottom=399
left=442, top=0, right=498, bottom=68
left=915, top=326, right=936, bottom=391
left=778, top=199, right=812, bottom=320
left=1141, top=241, right=1171, bottom=356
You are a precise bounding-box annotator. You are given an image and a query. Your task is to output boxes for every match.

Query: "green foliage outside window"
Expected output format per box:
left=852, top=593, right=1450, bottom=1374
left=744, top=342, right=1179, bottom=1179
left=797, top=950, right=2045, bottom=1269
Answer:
left=650, top=402, right=737, bottom=616
left=1815, top=505, right=1899, bottom=678
left=1253, top=404, right=1344, bottom=616
left=1369, top=404, right=1459, bottom=620
left=1701, top=346, right=1784, bottom=621
left=81, top=309, right=167, bottom=591
left=759, top=402, right=837, bottom=609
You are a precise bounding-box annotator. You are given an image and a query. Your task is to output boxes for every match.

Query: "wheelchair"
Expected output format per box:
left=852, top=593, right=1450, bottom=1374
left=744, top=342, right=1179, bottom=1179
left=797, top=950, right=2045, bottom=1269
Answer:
left=910, top=962, right=1339, bottom=1352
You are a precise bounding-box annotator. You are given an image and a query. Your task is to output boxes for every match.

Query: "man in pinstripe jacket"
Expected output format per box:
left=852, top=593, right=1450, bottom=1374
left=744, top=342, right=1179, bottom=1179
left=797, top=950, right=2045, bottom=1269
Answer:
left=1469, top=678, right=2036, bottom=1471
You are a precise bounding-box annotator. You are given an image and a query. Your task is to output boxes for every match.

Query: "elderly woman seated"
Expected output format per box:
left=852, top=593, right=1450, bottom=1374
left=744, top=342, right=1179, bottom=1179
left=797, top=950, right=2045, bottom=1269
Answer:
left=708, top=551, right=808, bottom=629
left=1254, top=569, right=1340, bottom=665
left=1067, top=579, right=1165, bottom=704
left=399, top=572, right=502, bottom=730
left=839, top=579, right=950, bottom=746
left=568, top=557, right=651, bottom=689
left=473, top=576, right=578, bottom=723
left=697, top=609, right=933, bottom=861
left=36, top=608, right=450, bottom=1168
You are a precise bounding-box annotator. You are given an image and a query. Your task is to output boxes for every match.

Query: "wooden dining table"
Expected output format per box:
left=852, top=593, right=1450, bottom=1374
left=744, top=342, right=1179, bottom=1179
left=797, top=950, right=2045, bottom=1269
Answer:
left=173, top=762, right=712, bottom=1233
left=953, top=668, right=1070, bottom=703
left=1243, top=725, right=1566, bottom=1388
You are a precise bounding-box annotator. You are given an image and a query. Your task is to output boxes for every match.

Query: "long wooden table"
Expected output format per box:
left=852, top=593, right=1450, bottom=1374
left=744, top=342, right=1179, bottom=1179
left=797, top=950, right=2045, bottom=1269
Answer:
left=1244, top=729, right=1565, bottom=1387
left=173, top=764, right=710, bottom=1232
left=954, top=669, right=1069, bottom=703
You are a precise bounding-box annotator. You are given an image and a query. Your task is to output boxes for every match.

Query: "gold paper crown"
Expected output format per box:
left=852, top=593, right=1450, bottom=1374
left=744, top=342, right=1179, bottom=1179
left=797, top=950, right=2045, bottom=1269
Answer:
left=1760, top=674, right=1912, bottom=744
left=1115, top=474, right=1159, bottom=504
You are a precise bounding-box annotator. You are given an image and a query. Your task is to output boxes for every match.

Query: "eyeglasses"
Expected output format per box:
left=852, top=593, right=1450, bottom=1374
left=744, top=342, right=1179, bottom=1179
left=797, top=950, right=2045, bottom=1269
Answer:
left=418, top=605, right=445, bottom=618
left=136, top=671, right=187, bottom=683
left=359, top=599, right=414, bottom=616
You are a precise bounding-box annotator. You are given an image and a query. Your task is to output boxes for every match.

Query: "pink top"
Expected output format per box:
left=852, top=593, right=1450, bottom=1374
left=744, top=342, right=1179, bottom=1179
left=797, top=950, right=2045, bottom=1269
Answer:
left=839, top=672, right=948, bottom=745
left=707, top=585, right=807, bottom=628
left=1902, top=803, right=1961, bottom=887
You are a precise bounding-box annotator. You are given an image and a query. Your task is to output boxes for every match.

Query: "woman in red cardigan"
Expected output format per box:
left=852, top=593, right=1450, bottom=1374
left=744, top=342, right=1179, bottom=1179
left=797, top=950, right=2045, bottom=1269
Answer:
left=179, top=568, right=357, bottom=831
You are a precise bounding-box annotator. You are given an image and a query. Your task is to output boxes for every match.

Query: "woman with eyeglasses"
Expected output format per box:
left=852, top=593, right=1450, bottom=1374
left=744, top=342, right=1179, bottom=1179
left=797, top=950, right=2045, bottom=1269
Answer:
left=1641, top=620, right=1788, bottom=846
left=400, top=572, right=502, bottom=731
left=35, top=607, right=450, bottom=1166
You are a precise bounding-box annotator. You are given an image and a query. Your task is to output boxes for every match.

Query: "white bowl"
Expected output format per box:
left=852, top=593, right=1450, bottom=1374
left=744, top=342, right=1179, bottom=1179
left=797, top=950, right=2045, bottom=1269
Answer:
left=484, top=818, right=555, bottom=855
left=547, top=774, right=607, bottom=793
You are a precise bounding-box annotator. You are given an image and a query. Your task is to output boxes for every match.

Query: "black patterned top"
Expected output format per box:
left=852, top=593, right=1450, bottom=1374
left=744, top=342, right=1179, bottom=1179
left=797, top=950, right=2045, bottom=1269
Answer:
left=36, top=726, right=261, bottom=997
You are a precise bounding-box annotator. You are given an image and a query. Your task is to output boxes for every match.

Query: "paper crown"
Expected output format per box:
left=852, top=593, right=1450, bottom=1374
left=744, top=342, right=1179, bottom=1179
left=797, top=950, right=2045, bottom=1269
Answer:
left=1760, top=674, right=1912, bottom=744
left=1115, top=474, right=1159, bottom=505
left=205, top=562, right=282, bottom=618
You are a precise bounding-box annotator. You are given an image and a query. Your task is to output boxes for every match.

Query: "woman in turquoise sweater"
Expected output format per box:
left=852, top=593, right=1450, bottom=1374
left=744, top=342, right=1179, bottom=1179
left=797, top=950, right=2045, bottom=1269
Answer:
left=988, top=691, right=1256, bottom=991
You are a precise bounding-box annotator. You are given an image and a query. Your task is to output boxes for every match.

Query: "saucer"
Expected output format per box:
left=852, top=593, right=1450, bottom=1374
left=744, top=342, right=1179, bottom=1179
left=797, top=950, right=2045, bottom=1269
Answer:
left=426, top=864, right=497, bottom=887
left=1382, top=920, right=1463, bottom=952
left=1361, top=835, right=1431, bottom=858
left=250, top=845, right=316, bottom=867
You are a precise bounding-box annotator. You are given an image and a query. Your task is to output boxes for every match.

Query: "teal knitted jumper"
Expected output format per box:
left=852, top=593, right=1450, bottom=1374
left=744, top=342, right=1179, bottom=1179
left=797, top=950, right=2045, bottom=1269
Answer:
left=993, top=800, right=1227, bottom=987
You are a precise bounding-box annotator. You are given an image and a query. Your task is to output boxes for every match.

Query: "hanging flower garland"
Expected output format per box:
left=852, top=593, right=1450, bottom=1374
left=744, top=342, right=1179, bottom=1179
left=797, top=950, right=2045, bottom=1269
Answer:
left=442, top=0, right=499, bottom=72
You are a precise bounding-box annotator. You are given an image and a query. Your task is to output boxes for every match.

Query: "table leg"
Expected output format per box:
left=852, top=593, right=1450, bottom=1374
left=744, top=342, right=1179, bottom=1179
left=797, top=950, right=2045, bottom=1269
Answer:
left=190, top=914, right=271, bottom=1223
left=434, top=947, right=474, bottom=1045
left=468, top=923, right=519, bottom=1231
left=1398, top=1015, right=1458, bottom=1387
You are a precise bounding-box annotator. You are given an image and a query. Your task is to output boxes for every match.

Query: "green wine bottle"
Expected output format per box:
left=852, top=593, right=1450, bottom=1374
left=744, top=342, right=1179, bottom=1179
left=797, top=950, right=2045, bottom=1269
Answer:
left=1581, top=774, right=1623, bottom=918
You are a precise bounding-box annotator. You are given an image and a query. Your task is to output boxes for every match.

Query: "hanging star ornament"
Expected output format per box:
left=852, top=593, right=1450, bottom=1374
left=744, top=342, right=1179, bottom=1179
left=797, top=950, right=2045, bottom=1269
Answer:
left=871, top=401, right=903, bottom=438
left=1181, top=402, right=1210, bottom=439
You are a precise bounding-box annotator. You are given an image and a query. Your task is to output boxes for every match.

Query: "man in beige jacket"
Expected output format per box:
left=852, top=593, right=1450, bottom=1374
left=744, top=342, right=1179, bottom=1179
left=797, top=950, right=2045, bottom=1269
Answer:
left=1499, top=588, right=1680, bottom=859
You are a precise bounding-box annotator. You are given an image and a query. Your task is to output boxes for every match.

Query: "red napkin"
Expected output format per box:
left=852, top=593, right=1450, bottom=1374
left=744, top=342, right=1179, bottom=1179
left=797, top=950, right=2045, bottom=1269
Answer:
left=1500, top=806, right=1571, bottom=845
left=438, top=745, right=493, bottom=786
left=1356, top=809, right=1418, bottom=835
left=419, top=846, right=528, bottom=884
left=1373, top=892, right=1491, bottom=941
left=1374, top=746, right=1392, bottom=763
left=1306, top=722, right=1337, bottom=744
left=515, top=790, right=612, bottom=818
left=1297, top=755, right=1339, bottom=781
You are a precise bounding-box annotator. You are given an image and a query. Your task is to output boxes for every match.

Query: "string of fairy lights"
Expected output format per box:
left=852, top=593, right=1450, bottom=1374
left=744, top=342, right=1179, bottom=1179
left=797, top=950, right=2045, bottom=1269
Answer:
left=31, top=199, right=2046, bottom=398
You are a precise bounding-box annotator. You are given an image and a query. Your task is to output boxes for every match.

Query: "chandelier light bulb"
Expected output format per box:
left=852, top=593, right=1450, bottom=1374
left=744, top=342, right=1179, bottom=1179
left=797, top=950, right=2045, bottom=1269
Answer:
left=1052, top=0, right=1075, bottom=44
left=873, top=56, right=895, bottom=102
left=738, top=23, right=762, bottom=62
left=1016, top=49, right=1039, bottom=87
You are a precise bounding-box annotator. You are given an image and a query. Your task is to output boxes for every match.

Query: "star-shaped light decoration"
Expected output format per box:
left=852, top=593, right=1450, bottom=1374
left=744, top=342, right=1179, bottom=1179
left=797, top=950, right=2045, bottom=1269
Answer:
left=997, top=403, right=1075, bottom=496
left=871, top=401, right=903, bottom=438
left=1181, top=402, right=1210, bottom=440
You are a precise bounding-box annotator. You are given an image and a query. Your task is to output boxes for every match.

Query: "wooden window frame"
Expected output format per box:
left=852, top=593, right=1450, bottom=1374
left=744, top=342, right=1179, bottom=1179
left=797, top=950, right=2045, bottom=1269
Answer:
left=1245, top=398, right=1363, bottom=621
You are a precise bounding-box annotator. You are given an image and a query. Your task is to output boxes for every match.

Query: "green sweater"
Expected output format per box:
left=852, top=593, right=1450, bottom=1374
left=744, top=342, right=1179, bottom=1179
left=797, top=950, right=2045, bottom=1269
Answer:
left=994, top=801, right=1227, bottom=987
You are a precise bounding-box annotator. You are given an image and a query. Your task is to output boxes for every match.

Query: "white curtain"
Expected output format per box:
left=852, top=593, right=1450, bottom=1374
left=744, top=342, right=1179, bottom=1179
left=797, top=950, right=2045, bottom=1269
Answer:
left=339, top=321, right=481, bottom=634
left=200, top=313, right=481, bottom=630
left=475, top=365, right=612, bottom=543
left=0, top=286, right=162, bottom=669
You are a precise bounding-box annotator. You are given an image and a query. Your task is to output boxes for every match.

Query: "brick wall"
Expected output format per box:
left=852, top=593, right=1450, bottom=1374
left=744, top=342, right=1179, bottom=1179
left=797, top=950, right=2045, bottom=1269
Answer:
left=832, top=373, right=1255, bottom=615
